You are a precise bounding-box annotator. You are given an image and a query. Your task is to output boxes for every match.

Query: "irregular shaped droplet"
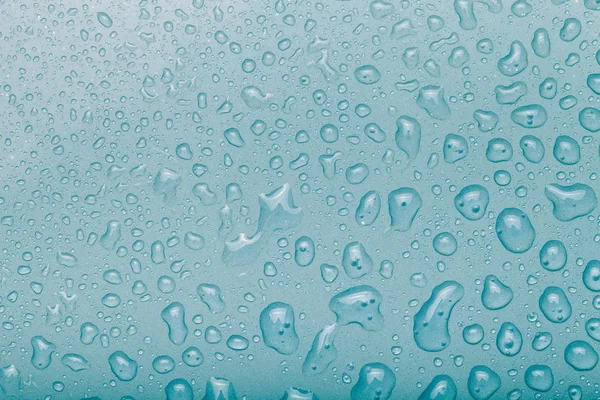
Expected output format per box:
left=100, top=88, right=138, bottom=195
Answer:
left=545, top=183, right=597, bottom=221
left=552, top=136, right=581, bottom=165
left=356, top=191, right=381, bottom=226
left=388, top=187, right=422, bottom=232
left=184, top=231, right=205, bottom=250
left=443, top=134, right=468, bottom=163
left=454, top=0, right=502, bottom=30
left=241, top=86, right=272, bottom=109
left=432, top=232, right=458, bottom=256
left=320, top=263, right=339, bottom=283
left=486, top=138, right=513, bottom=163
left=519, top=135, right=545, bottom=163
left=354, top=65, right=381, bottom=85
left=481, top=275, right=513, bottom=310
left=532, top=332, right=553, bottom=351
left=583, top=260, right=600, bottom=292
left=496, top=322, right=522, bottom=357
left=539, top=286, right=572, bottom=323
left=394, top=116, right=421, bottom=160
left=564, top=340, right=598, bottom=371
left=260, top=302, right=299, bottom=355
left=448, top=46, right=470, bottom=68
left=511, top=104, right=547, bottom=128
left=413, top=281, right=464, bottom=352
left=57, top=251, right=78, bottom=268
left=370, top=0, right=395, bottom=19
left=0, top=365, right=22, bottom=395
left=153, top=168, right=181, bottom=201
left=350, top=363, right=396, bottom=400
left=161, top=302, right=188, bottom=346
left=100, top=220, right=121, bottom=250
left=578, top=107, right=600, bottom=132
left=341, top=241, right=374, bottom=278
left=80, top=322, right=99, bottom=345
left=454, top=185, right=489, bottom=221
left=494, top=81, right=527, bottom=105
left=197, top=284, right=226, bottom=313
left=224, top=128, right=245, bottom=148
left=416, top=85, right=451, bottom=120
left=531, top=28, right=550, bottom=58
left=345, top=163, right=370, bottom=184
left=329, top=285, right=383, bottom=331
left=166, top=378, right=194, bottom=400
left=498, top=41, right=528, bottom=76
left=61, top=353, right=90, bottom=372
left=257, top=183, right=304, bottom=232
left=302, top=324, right=338, bottom=376
left=495, top=208, right=536, bottom=254
left=419, top=375, right=457, bottom=400
left=467, top=365, right=501, bottom=400
left=539, top=240, right=567, bottom=271
left=203, top=377, right=238, bottom=400
left=560, top=18, right=582, bottom=42
left=539, top=77, right=557, bottom=99
left=525, top=365, right=554, bottom=392
left=319, top=152, right=342, bottom=179
left=31, top=336, right=55, bottom=370
left=473, top=110, right=499, bottom=132
left=391, top=19, right=415, bottom=39
left=364, top=123, right=386, bottom=143
left=108, top=351, right=138, bottom=382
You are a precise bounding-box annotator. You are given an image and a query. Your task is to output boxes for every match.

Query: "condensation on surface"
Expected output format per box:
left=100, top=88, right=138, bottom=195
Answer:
left=0, top=0, right=600, bottom=399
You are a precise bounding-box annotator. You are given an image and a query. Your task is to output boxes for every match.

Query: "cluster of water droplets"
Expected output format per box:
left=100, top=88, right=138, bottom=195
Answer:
left=1, top=0, right=600, bottom=398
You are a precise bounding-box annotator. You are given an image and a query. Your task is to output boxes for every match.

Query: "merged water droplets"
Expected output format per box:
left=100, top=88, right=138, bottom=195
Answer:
left=413, top=281, right=464, bottom=352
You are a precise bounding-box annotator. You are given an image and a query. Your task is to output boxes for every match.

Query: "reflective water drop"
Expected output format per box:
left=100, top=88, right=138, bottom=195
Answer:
left=463, top=324, right=484, bottom=345
left=260, top=302, right=299, bottom=355
left=432, top=232, right=458, bottom=256
left=539, top=240, right=567, bottom=271
left=454, top=185, right=489, bottom=221
left=498, top=41, right=528, bottom=76
left=329, top=285, right=383, bottom=331
left=583, top=260, right=600, bottom=292
left=496, top=322, right=523, bottom=357
left=413, top=281, right=464, bottom=352
left=294, top=236, right=315, bottom=267
left=539, top=286, right=572, bottom=323
left=524, top=364, right=554, bottom=392
left=511, top=104, right=547, bottom=128
left=351, top=362, right=396, bottom=400
left=354, top=65, right=381, bottom=85
left=564, top=340, right=598, bottom=371
left=545, top=183, right=597, bottom=221
left=519, top=135, right=545, bottom=163
left=356, top=191, right=381, bottom=226
left=481, top=275, right=513, bottom=310
left=495, top=208, right=536, bottom=254
left=108, top=351, right=138, bottom=382
left=395, top=116, right=421, bottom=159
left=388, top=187, right=422, bottom=232
left=467, top=365, right=501, bottom=400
